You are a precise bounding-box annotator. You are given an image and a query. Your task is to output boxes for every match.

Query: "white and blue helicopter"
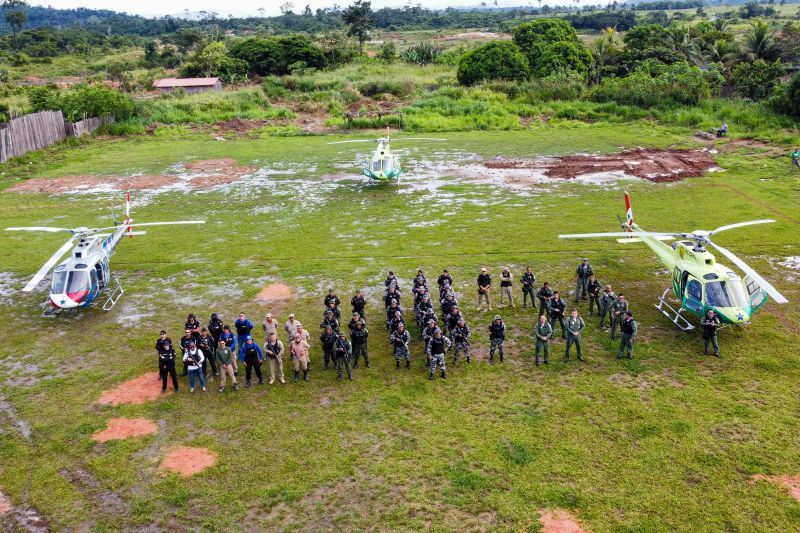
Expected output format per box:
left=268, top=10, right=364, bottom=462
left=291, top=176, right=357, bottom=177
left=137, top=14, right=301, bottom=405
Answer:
left=6, top=192, right=204, bottom=316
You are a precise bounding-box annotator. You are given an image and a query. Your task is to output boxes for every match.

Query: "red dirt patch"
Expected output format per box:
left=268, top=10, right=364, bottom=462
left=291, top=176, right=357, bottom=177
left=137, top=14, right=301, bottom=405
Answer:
left=98, top=372, right=165, bottom=406
left=752, top=475, right=800, bottom=501
left=540, top=510, right=589, bottom=533
left=255, top=282, right=293, bottom=302
left=92, top=417, right=158, bottom=442
left=159, top=446, right=218, bottom=477
left=485, top=149, right=717, bottom=183
left=0, top=489, right=11, bottom=515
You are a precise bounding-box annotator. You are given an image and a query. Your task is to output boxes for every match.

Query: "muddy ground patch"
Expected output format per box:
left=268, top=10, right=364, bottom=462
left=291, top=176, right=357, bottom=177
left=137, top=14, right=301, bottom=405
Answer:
left=159, top=446, right=218, bottom=477
left=98, top=372, right=165, bottom=406
left=92, top=417, right=158, bottom=442
left=539, top=509, right=590, bottom=533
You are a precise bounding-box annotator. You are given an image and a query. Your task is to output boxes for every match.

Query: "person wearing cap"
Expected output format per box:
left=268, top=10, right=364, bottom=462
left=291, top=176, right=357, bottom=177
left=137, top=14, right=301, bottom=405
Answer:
left=220, top=325, right=237, bottom=375
left=384, top=285, right=401, bottom=309
left=549, top=291, right=567, bottom=339
left=321, top=310, right=340, bottom=335
left=320, top=325, right=338, bottom=369
left=351, top=290, right=366, bottom=321
left=324, top=289, right=341, bottom=311
left=488, top=315, right=506, bottom=363
left=421, top=318, right=440, bottom=347
left=182, top=341, right=206, bottom=393
left=586, top=275, right=602, bottom=317
left=564, top=309, right=586, bottom=363
left=185, top=314, right=201, bottom=343
left=179, top=328, right=195, bottom=376
left=207, top=312, right=224, bottom=351
left=534, top=314, right=553, bottom=366
left=390, top=322, right=411, bottom=369
left=417, top=293, right=435, bottom=329
left=574, top=258, right=594, bottom=303
left=426, top=330, right=451, bottom=380
left=385, top=301, right=402, bottom=331
left=334, top=333, right=353, bottom=382
left=157, top=333, right=179, bottom=393
left=500, top=267, right=514, bottom=307
left=264, top=332, right=286, bottom=384
left=351, top=320, right=369, bottom=368
left=155, top=329, right=172, bottom=375
left=238, top=336, right=264, bottom=387
left=389, top=310, right=405, bottom=334
left=616, top=310, right=637, bottom=360
left=289, top=333, right=311, bottom=382
left=262, top=313, right=279, bottom=343
left=215, top=338, right=238, bottom=392
left=521, top=267, right=536, bottom=309
left=285, top=314, right=302, bottom=340
left=451, top=317, right=471, bottom=364
left=414, top=269, right=428, bottom=290
left=197, top=327, right=218, bottom=377
left=234, top=312, right=254, bottom=350
left=477, top=268, right=492, bottom=311
left=325, top=300, right=341, bottom=320
left=610, top=294, right=629, bottom=341
left=598, top=285, right=616, bottom=328
left=447, top=305, right=463, bottom=335
left=347, top=312, right=366, bottom=334
left=437, top=269, right=453, bottom=292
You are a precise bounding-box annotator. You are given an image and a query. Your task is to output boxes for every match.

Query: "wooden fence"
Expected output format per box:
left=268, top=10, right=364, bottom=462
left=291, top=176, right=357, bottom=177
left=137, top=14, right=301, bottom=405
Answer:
left=0, top=111, right=114, bottom=163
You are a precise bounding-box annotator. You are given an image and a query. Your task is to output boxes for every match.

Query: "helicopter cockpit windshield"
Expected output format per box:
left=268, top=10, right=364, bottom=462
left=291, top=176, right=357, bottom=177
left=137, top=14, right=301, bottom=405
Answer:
left=705, top=280, right=747, bottom=308
left=52, top=270, right=89, bottom=294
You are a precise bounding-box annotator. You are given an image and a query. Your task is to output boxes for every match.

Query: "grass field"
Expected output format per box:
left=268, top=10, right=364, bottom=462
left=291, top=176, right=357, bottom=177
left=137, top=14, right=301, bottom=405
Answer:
left=0, top=124, right=799, bottom=531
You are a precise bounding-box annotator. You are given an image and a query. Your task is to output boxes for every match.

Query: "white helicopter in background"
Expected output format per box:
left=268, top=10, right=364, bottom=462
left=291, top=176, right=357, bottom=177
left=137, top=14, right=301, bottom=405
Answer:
left=6, top=192, right=204, bottom=316
left=329, top=128, right=446, bottom=182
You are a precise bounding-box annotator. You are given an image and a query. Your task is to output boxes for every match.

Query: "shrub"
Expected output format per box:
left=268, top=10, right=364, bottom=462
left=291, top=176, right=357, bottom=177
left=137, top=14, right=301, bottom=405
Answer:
left=731, top=59, right=784, bottom=100
left=512, top=19, right=578, bottom=67
left=457, top=41, right=530, bottom=86
left=768, top=71, right=800, bottom=119
left=228, top=35, right=327, bottom=77
left=402, top=42, right=442, bottom=65
left=357, top=80, right=413, bottom=98
left=533, top=41, right=593, bottom=79
left=59, top=84, right=135, bottom=121
left=587, top=63, right=709, bottom=107
left=377, top=41, right=396, bottom=62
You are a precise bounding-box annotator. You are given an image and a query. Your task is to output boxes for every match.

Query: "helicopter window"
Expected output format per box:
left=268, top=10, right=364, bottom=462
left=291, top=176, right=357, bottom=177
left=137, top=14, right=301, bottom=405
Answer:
left=687, top=279, right=702, bottom=301
left=672, top=241, right=680, bottom=250
left=52, top=271, right=88, bottom=294
left=372, top=161, right=381, bottom=172
left=703, top=273, right=719, bottom=280
left=705, top=281, right=741, bottom=308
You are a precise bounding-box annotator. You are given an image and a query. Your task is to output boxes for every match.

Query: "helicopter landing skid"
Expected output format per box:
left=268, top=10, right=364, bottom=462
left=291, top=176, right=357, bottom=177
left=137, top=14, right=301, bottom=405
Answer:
left=101, top=276, right=124, bottom=311
left=41, top=301, right=62, bottom=318
left=655, top=288, right=695, bottom=331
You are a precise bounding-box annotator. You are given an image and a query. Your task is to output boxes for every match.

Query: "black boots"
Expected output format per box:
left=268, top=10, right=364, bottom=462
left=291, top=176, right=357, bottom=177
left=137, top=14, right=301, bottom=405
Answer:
left=429, top=371, right=434, bottom=380
left=294, top=371, right=299, bottom=383
left=405, top=360, right=410, bottom=369
left=396, top=360, right=400, bottom=369
left=244, top=380, right=251, bottom=388
left=441, top=370, right=446, bottom=379
left=303, top=370, right=309, bottom=382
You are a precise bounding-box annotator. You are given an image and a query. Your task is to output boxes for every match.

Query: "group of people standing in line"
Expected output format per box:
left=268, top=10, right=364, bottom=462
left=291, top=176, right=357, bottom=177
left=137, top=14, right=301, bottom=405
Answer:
left=151, top=260, right=721, bottom=393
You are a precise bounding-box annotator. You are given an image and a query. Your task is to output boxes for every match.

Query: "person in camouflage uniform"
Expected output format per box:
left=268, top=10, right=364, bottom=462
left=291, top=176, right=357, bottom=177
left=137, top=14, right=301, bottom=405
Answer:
left=616, top=310, right=637, bottom=360
left=488, top=315, right=506, bottom=363
left=390, top=322, right=411, bottom=369
left=426, top=330, right=451, bottom=380
left=610, top=294, right=629, bottom=341
left=521, top=266, right=536, bottom=309
left=450, top=317, right=471, bottom=364
left=564, top=309, right=586, bottom=363
left=598, top=285, right=616, bottom=328
left=534, top=314, right=553, bottom=366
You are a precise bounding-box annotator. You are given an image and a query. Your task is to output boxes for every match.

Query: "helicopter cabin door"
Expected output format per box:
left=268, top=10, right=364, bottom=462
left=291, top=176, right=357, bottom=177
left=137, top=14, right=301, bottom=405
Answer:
left=744, top=275, right=767, bottom=312
left=88, top=268, right=100, bottom=301
left=682, top=274, right=704, bottom=316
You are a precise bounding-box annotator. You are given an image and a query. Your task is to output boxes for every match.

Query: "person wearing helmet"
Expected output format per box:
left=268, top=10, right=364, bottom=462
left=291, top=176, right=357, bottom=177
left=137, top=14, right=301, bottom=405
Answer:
left=426, top=330, right=451, bottom=380
left=182, top=341, right=205, bottom=393
left=347, top=312, right=365, bottom=334
left=238, top=336, right=264, bottom=387
left=488, top=315, right=506, bottom=363
left=451, top=318, right=471, bottom=364
left=334, top=333, right=353, bottom=382
left=390, top=322, right=411, bottom=369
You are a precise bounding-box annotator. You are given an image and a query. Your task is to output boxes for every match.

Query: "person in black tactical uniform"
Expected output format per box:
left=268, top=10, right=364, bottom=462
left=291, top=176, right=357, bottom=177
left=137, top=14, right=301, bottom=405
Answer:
left=451, top=318, right=471, bottom=364
left=324, top=289, right=341, bottom=311
left=437, top=269, right=453, bottom=292
left=320, top=325, right=338, bottom=370
left=521, top=267, right=536, bottom=309
left=155, top=330, right=172, bottom=375
left=447, top=305, right=463, bottom=335
left=386, top=301, right=402, bottom=331
left=617, top=310, right=637, bottom=360
left=239, top=336, right=265, bottom=387
left=185, top=313, right=201, bottom=343
left=207, top=312, right=224, bottom=352
left=389, top=311, right=405, bottom=334
left=157, top=335, right=179, bottom=393
left=426, top=330, right=451, bottom=380
left=321, top=309, right=341, bottom=334
left=416, top=294, right=434, bottom=328
left=179, top=328, right=194, bottom=376
left=414, top=269, right=428, bottom=290
left=586, top=275, right=602, bottom=317
left=414, top=286, right=429, bottom=312
left=440, top=294, right=457, bottom=334
left=385, top=271, right=399, bottom=289
left=334, top=333, right=353, bottom=381
left=351, top=321, right=369, bottom=368
left=351, top=290, right=366, bottom=321
left=324, top=301, right=341, bottom=321
left=548, top=291, right=567, bottom=339
left=197, top=327, right=218, bottom=377
left=384, top=285, right=401, bottom=309
left=701, top=309, right=721, bottom=357
left=390, top=322, right=411, bottom=369
left=488, top=315, right=506, bottom=363
left=537, top=282, right=554, bottom=317
left=348, top=312, right=366, bottom=334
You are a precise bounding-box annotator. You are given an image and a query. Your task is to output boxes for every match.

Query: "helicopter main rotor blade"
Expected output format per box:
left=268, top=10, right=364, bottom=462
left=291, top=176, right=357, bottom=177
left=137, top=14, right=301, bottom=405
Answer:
left=87, top=221, right=206, bottom=233
left=6, top=226, right=73, bottom=233
left=706, top=240, right=788, bottom=304
left=710, top=219, right=775, bottom=235
left=559, top=231, right=679, bottom=239
left=22, top=237, right=75, bottom=292
left=327, top=140, right=375, bottom=145
left=393, top=137, right=447, bottom=141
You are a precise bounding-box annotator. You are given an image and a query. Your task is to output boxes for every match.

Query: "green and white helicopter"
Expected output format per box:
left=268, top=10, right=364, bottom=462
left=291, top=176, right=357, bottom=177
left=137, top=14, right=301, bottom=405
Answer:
left=329, top=129, right=445, bottom=182
left=559, top=192, right=788, bottom=330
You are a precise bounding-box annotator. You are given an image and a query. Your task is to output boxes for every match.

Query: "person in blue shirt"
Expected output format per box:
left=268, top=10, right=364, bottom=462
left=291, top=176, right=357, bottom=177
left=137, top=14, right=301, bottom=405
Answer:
left=238, top=336, right=264, bottom=387
left=234, top=312, right=254, bottom=350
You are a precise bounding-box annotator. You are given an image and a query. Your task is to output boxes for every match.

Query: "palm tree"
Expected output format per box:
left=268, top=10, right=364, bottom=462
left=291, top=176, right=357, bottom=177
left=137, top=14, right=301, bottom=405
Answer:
left=742, top=19, right=781, bottom=61
left=667, top=24, right=701, bottom=64
left=702, top=39, right=738, bottom=66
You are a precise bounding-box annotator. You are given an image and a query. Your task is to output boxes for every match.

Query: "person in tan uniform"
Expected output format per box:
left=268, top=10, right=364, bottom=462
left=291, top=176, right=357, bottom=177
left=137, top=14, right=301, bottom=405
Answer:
left=289, top=333, right=310, bottom=383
